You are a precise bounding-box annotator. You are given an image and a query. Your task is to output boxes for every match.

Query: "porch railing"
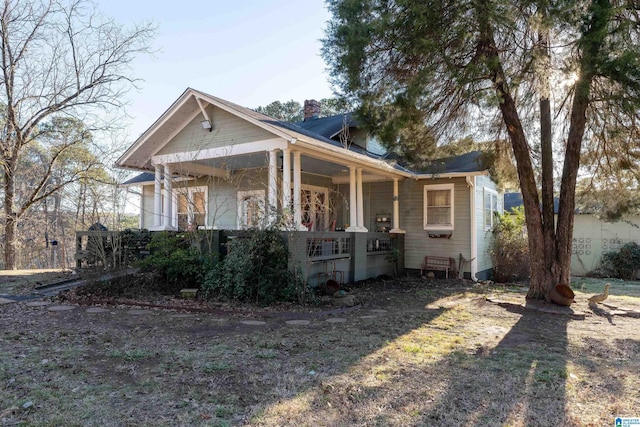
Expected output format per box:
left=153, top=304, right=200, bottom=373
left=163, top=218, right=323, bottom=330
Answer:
left=287, top=231, right=403, bottom=286
left=74, top=229, right=404, bottom=284
left=366, top=236, right=392, bottom=253
left=75, top=230, right=151, bottom=269
left=305, top=235, right=351, bottom=260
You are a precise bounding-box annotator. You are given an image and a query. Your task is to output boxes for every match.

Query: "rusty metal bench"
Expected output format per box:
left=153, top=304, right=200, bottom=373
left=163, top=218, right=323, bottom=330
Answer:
left=420, top=256, right=452, bottom=278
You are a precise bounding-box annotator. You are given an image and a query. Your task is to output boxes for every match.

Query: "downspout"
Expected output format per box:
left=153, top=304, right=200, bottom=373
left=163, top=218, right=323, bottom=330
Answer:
left=466, top=176, right=478, bottom=280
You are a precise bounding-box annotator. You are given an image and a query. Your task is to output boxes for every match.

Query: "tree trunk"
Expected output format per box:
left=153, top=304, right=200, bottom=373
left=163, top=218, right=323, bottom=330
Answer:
left=556, top=0, right=609, bottom=285
left=479, top=0, right=611, bottom=301
left=536, top=18, right=559, bottom=299
left=3, top=167, right=18, bottom=270
left=499, top=94, right=550, bottom=300
left=556, top=84, right=591, bottom=284
left=477, top=13, right=550, bottom=299
left=52, top=184, right=61, bottom=268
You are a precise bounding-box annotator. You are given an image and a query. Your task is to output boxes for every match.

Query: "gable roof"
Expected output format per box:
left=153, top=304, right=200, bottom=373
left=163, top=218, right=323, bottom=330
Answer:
left=117, top=88, right=408, bottom=176
left=414, top=151, right=489, bottom=175
left=504, top=192, right=561, bottom=213
left=293, top=113, right=355, bottom=140
left=121, top=172, right=154, bottom=186
left=288, top=113, right=488, bottom=176
left=117, top=88, right=491, bottom=184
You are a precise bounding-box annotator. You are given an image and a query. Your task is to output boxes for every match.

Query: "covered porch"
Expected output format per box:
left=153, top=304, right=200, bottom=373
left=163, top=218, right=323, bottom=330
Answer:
left=147, top=147, right=407, bottom=234
left=117, top=89, right=407, bottom=234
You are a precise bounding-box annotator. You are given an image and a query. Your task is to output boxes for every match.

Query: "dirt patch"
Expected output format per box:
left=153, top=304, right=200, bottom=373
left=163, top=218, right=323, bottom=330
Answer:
left=0, top=269, right=73, bottom=295
left=1, top=275, right=639, bottom=426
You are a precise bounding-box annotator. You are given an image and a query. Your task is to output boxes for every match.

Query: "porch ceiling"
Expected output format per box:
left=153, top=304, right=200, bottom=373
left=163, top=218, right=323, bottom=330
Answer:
left=181, top=153, right=356, bottom=180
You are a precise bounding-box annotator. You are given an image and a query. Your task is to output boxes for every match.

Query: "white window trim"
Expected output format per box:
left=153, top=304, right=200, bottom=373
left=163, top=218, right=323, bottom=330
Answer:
left=483, top=187, right=499, bottom=231
left=237, top=190, right=266, bottom=229
left=423, top=183, right=455, bottom=230
left=172, top=186, right=208, bottom=230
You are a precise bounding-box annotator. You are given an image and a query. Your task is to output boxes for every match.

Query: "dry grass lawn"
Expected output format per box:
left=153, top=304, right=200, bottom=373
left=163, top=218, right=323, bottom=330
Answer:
left=1, top=274, right=639, bottom=426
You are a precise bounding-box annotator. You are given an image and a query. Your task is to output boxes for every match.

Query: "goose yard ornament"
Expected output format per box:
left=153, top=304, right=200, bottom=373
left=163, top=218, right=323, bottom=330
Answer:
left=588, top=283, right=611, bottom=305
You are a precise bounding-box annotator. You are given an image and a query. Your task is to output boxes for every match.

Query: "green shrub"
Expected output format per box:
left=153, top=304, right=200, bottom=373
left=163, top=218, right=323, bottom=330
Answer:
left=600, top=242, right=640, bottom=280
left=137, top=232, right=216, bottom=293
left=490, top=206, right=530, bottom=282
left=202, top=227, right=309, bottom=305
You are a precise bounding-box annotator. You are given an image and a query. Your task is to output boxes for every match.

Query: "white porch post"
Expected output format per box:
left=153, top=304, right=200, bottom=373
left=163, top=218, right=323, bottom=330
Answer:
left=268, top=149, right=278, bottom=224
left=282, top=148, right=291, bottom=214
left=356, top=167, right=367, bottom=231
left=153, top=164, right=162, bottom=228
left=293, top=151, right=304, bottom=230
left=163, top=164, right=174, bottom=229
left=390, top=178, right=405, bottom=233
left=346, top=166, right=358, bottom=232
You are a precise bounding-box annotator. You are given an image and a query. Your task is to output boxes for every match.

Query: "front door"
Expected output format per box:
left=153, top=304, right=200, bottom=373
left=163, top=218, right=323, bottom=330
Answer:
left=301, top=186, right=329, bottom=231
left=175, top=186, right=207, bottom=231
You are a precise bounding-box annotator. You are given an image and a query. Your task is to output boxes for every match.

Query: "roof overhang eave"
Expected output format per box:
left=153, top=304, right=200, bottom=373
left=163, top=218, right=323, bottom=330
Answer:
left=413, top=170, right=490, bottom=179
left=116, top=163, right=151, bottom=172
left=119, top=180, right=154, bottom=188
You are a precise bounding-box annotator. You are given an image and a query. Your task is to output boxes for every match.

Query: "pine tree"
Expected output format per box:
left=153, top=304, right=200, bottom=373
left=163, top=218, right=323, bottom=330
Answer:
left=323, top=0, right=640, bottom=300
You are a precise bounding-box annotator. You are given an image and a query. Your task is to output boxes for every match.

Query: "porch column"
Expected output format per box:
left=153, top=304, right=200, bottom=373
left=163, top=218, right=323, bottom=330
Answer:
left=282, top=148, right=291, bottom=214
left=390, top=178, right=405, bottom=233
left=293, top=150, right=304, bottom=230
left=163, top=164, right=174, bottom=230
left=346, top=166, right=358, bottom=232
left=153, top=164, right=162, bottom=228
left=268, top=149, right=278, bottom=224
left=356, top=167, right=367, bottom=231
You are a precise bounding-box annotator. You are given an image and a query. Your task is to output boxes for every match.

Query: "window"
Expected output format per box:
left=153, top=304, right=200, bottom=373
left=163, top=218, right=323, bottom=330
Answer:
left=424, top=184, right=454, bottom=230
left=484, top=188, right=499, bottom=230
left=237, top=190, right=265, bottom=229
left=174, top=186, right=207, bottom=231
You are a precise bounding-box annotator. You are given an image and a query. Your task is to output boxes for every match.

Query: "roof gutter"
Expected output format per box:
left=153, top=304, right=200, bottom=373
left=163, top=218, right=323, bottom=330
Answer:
left=415, top=170, right=489, bottom=180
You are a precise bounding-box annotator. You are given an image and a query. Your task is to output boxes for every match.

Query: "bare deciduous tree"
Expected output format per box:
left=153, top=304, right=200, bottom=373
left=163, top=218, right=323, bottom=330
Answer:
left=0, top=0, right=155, bottom=269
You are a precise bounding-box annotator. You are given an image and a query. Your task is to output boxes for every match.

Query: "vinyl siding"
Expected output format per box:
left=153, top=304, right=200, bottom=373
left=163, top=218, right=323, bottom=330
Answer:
left=140, top=176, right=243, bottom=230
left=365, top=181, right=394, bottom=231
left=195, top=176, right=237, bottom=229
left=157, top=105, right=276, bottom=155
left=400, top=177, right=472, bottom=270
left=139, top=169, right=340, bottom=230
left=141, top=184, right=155, bottom=229
left=301, top=173, right=333, bottom=189
left=475, top=175, right=502, bottom=274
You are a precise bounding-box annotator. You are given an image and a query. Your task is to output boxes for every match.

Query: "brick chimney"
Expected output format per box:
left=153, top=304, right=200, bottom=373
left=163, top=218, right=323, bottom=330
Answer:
left=303, top=99, right=321, bottom=121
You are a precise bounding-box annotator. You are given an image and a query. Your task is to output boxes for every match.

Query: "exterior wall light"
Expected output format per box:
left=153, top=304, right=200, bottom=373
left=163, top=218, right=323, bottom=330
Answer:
left=201, top=120, right=212, bottom=131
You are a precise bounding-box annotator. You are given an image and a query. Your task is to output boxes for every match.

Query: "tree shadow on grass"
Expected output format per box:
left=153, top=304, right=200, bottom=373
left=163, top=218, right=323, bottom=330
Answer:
left=7, top=279, right=640, bottom=426
left=247, top=288, right=574, bottom=426
left=419, top=302, right=572, bottom=426
left=246, top=285, right=640, bottom=426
